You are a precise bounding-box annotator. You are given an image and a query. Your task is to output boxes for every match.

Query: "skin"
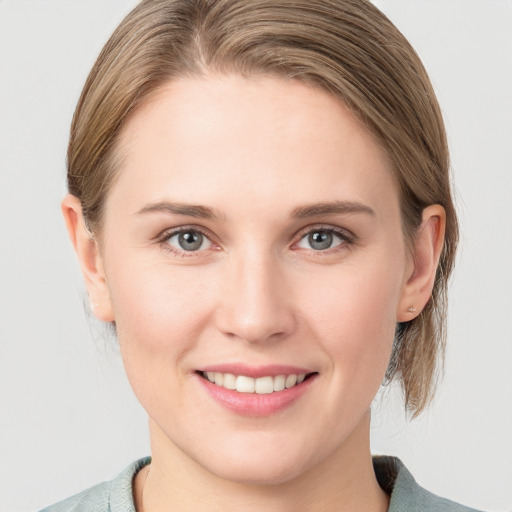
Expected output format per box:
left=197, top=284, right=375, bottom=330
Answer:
left=63, top=74, right=445, bottom=512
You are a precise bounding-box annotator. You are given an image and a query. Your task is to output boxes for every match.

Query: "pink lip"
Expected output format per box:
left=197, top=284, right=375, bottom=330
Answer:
left=195, top=370, right=317, bottom=417
left=197, top=363, right=312, bottom=378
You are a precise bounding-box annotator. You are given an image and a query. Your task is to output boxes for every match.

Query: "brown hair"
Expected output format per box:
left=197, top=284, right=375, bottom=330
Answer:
left=68, top=0, right=458, bottom=416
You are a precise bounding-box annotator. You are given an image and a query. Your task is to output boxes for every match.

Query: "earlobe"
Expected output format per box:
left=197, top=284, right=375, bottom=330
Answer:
left=396, top=205, right=446, bottom=322
left=61, top=194, right=115, bottom=322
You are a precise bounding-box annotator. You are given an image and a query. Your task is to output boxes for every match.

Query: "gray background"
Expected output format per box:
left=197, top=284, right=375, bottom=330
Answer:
left=1, top=1, right=511, bottom=511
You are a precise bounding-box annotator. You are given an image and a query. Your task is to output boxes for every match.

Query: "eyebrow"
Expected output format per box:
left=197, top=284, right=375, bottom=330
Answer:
left=136, top=199, right=375, bottom=221
left=291, top=201, right=376, bottom=219
left=136, top=201, right=222, bottom=220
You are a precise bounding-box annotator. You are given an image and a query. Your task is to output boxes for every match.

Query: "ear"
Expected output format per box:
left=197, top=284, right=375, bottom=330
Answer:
left=61, top=194, right=115, bottom=322
left=396, top=204, right=446, bottom=322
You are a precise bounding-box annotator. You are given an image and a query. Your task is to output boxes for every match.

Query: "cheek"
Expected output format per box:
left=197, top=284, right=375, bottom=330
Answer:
left=109, top=260, right=215, bottom=340
left=299, top=258, right=402, bottom=382
left=104, top=260, right=217, bottom=395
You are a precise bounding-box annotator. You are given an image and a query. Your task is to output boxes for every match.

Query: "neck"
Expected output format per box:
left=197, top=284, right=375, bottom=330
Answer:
left=134, top=411, right=389, bottom=512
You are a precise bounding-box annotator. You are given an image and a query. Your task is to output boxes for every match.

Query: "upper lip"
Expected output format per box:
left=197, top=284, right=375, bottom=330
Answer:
left=196, top=364, right=314, bottom=378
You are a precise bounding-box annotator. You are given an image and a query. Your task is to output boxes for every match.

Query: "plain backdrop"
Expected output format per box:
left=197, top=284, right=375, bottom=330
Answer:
left=1, top=1, right=511, bottom=511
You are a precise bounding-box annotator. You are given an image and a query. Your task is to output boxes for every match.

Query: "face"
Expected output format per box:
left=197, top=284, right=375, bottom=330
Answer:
left=94, top=75, right=412, bottom=484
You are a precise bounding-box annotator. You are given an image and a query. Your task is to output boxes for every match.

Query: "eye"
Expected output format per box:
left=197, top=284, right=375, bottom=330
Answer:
left=164, top=229, right=212, bottom=252
left=296, top=228, right=349, bottom=251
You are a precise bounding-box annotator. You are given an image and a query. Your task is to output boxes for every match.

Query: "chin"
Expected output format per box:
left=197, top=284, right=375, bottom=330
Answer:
left=204, top=455, right=308, bottom=487
left=189, top=431, right=321, bottom=487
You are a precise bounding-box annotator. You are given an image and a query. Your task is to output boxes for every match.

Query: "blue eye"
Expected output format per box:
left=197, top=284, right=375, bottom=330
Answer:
left=165, top=230, right=212, bottom=252
left=297, top=229, right=346, bottom=251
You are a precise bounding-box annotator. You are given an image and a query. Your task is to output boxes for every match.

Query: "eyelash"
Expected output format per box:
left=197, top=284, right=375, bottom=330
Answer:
left=156, top=224, right=356, bottom=258
left=157, top=226, right=216, bottom=258
left=293, top=225, right=356, bottom=254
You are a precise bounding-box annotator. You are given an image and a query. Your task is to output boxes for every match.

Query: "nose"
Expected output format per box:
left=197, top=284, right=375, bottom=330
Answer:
left=214, top=250, right=297, bottom=344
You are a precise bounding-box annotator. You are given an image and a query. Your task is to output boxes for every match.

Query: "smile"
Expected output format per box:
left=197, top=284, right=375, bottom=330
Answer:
left=196, top=367, right=318, bottom=416
left=201, top=371, right=309, bottom=394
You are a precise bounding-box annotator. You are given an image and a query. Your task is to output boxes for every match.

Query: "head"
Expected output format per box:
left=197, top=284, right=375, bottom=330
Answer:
left=63, top=0, right=456, bottom=483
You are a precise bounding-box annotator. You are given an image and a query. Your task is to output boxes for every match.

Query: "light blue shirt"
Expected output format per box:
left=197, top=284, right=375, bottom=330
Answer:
left=40, top=456, right=483, bottom=512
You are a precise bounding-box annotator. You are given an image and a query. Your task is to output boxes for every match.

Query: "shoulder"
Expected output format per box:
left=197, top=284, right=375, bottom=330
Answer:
left=38, top=480, right=111, bottom=512
left=373, top=456, right=484, bottom=512
left=39, top=458, right=150, bottom=512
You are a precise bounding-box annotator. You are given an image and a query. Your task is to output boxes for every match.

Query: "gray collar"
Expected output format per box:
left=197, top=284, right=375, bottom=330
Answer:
left=102, top=456, right=482, bottom=512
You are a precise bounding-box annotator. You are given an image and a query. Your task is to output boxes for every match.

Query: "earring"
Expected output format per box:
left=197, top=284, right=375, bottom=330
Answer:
left=407, top=306, right=417, bottom=313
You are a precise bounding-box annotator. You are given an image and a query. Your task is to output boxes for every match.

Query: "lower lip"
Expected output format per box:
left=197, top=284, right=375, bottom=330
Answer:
left=197, top=374, right=317, bottom=417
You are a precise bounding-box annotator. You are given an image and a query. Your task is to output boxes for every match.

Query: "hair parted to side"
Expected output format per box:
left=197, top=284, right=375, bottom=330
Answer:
left=67, top=0, right=458, bottom=416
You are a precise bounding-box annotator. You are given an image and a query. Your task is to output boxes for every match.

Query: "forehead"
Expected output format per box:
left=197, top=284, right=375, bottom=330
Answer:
left=110, top=74, right=399, bottom=220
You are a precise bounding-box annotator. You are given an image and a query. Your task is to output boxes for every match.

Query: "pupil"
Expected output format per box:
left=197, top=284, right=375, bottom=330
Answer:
left=179, top=231, right=203, bottom=251
left=309, top=231, right=332, bottom=250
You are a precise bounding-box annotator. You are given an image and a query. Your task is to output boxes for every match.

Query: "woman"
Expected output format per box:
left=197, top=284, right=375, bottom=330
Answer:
left=40, top=1, right=481, bottom=510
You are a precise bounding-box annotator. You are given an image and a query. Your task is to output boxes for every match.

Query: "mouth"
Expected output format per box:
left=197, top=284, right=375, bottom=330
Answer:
left=198, top=371, right=316, bottom=394
left=195, top=364, right=318, bottom=416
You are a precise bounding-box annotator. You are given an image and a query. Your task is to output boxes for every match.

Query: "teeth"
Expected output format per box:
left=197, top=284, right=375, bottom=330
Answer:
left=274, top=375, right=285, bottom=391
left=255, top=376, right=274, bottom=394
left=203, top=372, right=309, bottom=393
left=223, top=373, right=236, bottom=390
left=285, top=374, right=297, bottom=388
left=236, top=375, right=255, bottom=393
